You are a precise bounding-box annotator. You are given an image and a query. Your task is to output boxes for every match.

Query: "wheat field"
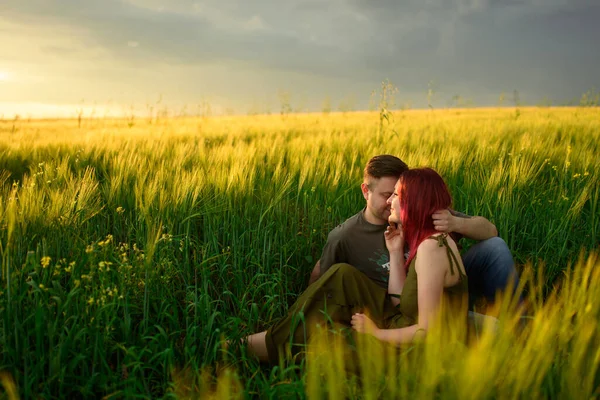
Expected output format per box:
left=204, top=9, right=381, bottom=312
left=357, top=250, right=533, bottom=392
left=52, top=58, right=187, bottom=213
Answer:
left=0, top=107, right=599, bottom=398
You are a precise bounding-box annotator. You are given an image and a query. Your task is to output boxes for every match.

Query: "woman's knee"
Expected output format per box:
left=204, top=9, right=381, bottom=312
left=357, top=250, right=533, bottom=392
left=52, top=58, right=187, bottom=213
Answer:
left=328, top=263, right=356, bottom=275
left=327, top=263, right=364, bottom=284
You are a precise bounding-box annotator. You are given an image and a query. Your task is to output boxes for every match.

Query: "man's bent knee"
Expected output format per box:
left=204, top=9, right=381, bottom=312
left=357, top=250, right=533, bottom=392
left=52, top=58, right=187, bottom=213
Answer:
left=478, top=236, right=510, bottom=254
left=464, top=236, right=519, bottom=305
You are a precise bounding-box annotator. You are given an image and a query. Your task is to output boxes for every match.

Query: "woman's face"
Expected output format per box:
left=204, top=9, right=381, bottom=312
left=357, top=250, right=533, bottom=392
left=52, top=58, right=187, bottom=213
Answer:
left=386, top=179, right=402, bottom=225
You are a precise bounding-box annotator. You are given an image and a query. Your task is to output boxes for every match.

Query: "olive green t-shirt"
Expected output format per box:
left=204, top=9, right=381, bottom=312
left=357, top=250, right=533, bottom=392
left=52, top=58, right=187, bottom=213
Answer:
left=319, top=208, right=466, bottom=289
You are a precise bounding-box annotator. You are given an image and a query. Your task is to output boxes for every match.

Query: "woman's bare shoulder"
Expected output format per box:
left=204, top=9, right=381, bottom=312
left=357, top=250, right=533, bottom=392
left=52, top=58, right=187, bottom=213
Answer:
left=417, top=233, right=455, bottom=251
left=415, top=236, right=451, bottom=272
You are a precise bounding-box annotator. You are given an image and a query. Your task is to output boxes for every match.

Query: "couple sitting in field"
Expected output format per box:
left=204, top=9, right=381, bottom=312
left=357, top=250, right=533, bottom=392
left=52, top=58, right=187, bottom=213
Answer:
left=242, top=155, right=518, bottom=363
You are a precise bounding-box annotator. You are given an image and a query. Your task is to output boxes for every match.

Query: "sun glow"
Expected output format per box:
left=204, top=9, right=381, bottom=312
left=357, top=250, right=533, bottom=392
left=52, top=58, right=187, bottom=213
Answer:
left=0, top=71, right=10, bottom=81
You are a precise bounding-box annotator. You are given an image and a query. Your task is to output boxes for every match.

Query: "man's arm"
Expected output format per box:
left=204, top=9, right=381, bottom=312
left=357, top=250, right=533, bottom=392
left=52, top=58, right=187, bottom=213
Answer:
left=308, top=230, right=345, bottom=286
left=308, top=260, right=321, bottom=285
left=432, top=209, right=498, bottom=241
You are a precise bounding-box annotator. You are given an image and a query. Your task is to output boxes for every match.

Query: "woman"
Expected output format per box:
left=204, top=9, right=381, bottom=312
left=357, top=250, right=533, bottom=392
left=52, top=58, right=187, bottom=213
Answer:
left=244, top=168, right=468, bottom=363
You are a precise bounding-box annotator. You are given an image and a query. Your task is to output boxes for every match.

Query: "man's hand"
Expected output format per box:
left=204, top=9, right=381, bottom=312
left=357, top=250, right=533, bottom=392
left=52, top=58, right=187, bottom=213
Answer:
left=351, top=313, right=380, bottom=336
left=432, top=209, right=498, bottom=240
left=432, top=209, right=460, bottom=233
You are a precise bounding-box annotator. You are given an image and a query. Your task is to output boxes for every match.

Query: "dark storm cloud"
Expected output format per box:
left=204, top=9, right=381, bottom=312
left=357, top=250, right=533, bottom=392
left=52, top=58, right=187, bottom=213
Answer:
left=438, top=2, right=600, bottom=100
left=3, top=0, right=454, bottom=81
left=3, top=0, right=362, bottom=77
left=3, top=0, right=600, bottom=105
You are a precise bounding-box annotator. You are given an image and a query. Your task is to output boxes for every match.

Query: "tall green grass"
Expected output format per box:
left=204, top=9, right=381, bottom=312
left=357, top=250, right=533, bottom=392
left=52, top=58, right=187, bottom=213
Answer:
left=304, top=252, right=600, bottom=400
left=0, top=107, right=599, bottom=398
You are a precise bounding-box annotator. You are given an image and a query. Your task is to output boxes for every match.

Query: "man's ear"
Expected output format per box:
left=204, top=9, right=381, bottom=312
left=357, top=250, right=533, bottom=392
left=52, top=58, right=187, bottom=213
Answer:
left=360, top=183, right=369, bottom=201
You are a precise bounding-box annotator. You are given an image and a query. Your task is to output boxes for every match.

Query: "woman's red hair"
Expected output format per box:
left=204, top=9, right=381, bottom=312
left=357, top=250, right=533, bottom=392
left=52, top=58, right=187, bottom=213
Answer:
left=398, top=168, right=452, bottom=268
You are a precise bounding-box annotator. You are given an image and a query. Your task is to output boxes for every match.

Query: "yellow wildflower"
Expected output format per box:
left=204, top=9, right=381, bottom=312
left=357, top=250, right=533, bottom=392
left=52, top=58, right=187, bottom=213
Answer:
left=98, top=234, right=113, bottom=247
left=65, top=261, right=75, bottom=273
left=41, top=256, right=51, bottom=268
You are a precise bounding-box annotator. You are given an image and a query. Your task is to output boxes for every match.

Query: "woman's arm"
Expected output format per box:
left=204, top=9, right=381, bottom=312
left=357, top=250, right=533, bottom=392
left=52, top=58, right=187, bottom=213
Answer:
left=385, top=224, right=406, bottom=307
left=352, top=239, right=448, bottom=344
left=388, top=251, right=406, bottom=307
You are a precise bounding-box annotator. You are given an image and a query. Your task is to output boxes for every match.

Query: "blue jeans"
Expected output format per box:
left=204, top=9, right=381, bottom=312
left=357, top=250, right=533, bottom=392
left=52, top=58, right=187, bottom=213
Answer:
left=461, top=237, right=519, bottom=307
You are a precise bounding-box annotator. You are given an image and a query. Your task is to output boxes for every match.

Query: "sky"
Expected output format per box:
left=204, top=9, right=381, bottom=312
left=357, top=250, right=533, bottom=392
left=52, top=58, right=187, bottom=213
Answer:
left=1, top=0, right=599, bottom=118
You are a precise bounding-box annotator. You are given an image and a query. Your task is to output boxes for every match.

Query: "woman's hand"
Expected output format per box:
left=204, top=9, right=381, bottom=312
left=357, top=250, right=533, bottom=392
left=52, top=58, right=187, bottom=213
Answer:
left=351, top=313, right=379, bottom=336
left=384, top=223, right=405, bottom=254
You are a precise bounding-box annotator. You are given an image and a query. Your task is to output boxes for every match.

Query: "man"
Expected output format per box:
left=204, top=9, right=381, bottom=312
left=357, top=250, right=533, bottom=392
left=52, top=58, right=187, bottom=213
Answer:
left=308, top=155, right=518, bottom=310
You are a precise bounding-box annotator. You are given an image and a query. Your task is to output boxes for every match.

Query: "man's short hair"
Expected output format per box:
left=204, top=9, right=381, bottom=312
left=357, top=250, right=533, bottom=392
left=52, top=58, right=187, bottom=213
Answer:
left=363, top=155, right=409, bottom=185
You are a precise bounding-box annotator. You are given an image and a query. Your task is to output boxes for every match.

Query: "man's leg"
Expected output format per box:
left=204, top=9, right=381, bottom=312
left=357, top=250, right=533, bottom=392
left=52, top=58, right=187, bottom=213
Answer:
left=461, top=237, right=519, bottom=308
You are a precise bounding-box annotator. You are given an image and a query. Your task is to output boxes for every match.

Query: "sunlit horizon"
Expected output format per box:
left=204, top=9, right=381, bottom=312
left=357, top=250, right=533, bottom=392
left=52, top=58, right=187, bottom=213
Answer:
left=0, top=100, right=238, bottom=120
left=1, top=1, right=599, bottom=119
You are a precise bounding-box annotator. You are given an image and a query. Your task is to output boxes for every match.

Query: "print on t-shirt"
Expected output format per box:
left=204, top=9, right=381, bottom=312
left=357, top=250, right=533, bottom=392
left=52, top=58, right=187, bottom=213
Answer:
left=368, top=249, right=391, bottom=283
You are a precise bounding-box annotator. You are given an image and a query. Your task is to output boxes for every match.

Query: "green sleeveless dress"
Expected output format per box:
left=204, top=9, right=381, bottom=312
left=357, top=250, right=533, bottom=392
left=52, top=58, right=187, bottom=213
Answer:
left=265, top=234, right=468, bottom=363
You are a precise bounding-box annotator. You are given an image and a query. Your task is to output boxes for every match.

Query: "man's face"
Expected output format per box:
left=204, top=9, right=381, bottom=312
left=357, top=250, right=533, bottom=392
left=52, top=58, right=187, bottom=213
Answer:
left=387, top=179, right=401, bottom=224
left=361, top=176, right=398, bottom=225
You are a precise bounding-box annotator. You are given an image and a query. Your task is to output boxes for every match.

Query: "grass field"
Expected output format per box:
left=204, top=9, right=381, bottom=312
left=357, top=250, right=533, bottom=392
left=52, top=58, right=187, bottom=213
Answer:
left=1, top=107, right=599, bottom=398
